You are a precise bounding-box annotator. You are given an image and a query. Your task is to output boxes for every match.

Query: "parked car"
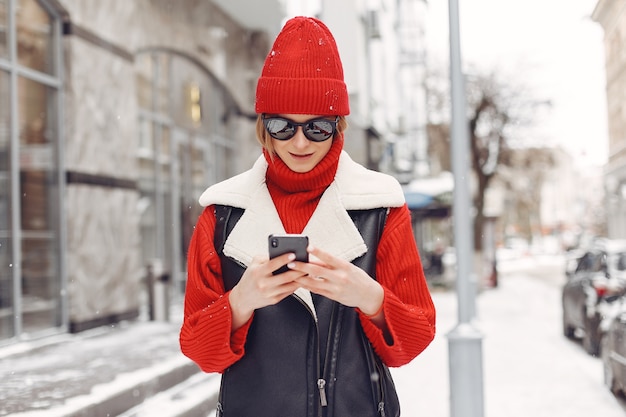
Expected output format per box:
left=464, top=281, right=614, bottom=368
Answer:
left=601, top=296, right=626, bottom=397
left=561, top=239, right=626, bottom=356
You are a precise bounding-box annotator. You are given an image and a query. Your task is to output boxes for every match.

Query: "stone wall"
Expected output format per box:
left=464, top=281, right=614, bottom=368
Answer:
left=57, top=0, right=268, bottom=330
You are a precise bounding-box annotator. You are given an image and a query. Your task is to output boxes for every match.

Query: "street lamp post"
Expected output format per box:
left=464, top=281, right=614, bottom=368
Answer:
left=446, top=1, right=485, bottom=417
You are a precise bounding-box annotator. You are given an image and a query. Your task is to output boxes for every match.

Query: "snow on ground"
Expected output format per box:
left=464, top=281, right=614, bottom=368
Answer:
left=392, top=254, right=626, bottom=417
left=5, top=253, right=625, bottom=417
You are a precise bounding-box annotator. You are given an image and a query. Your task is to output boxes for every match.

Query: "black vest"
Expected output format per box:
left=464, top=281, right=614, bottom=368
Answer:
left=214, top=205, right=399, bottom=417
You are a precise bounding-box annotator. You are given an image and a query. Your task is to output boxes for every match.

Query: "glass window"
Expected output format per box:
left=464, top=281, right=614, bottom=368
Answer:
left=171, top=55, right=210, bottom=132
left=182, top=137, right=207, bottom=245
left=137, top=117, right=153, bottom=157
left=136, top=54, right=153, bottom=111
left=0, top=0, right=7, bottom=58
left=0, top=70, right=13, bottom=338
left=18, top=75, right=61, bottom=333
left=159, top=125, right=171, bottom=163
left=155, top=53, right=169, bottom=114
left=136, top=50, right=238, bottom=300
left=16, top=0, right=55, bottom=75
left=0, top=0, right=62, bottom=341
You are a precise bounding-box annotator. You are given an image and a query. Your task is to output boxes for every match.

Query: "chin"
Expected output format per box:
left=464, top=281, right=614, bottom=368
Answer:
left=290, top=165, right=315, bottom=173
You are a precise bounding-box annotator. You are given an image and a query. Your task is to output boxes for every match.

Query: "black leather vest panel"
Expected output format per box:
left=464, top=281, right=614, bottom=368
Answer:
left=213, top=205, right=398, bottom=417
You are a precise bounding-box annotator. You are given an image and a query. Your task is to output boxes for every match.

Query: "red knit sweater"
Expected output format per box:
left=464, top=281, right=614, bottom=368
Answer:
left=179, top=139, right=436, bottom=373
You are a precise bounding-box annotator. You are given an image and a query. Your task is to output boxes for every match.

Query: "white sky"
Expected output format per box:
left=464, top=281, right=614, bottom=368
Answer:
left=285, top=0, right=609, bottom=167
left=425, top=0, right=609, bottom=167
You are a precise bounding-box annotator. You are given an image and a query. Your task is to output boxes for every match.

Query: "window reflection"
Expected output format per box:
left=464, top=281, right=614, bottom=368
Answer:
left=136, top=54, right=153, bottom=111
left=136, top=51, right=237, bottom=297
left=16, top=0, right=54, bottom=75
left=18, top=76, right=60, bottom=333
left=0, top=70, right=13, bottom=338
left=1, top=0, right=64, bottom=340
left=0, top=0, right=7, bottom=59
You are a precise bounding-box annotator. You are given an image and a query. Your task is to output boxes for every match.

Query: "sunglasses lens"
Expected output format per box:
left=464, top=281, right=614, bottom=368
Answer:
left=305, top=120, right=335, bottom=142
left=265, top=118, right=296, bottom=140
left=263, top=116, right=337, bottom=142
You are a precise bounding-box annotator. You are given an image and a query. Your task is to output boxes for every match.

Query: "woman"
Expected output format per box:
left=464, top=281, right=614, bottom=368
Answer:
left=180, top=16, right=435, bottom=417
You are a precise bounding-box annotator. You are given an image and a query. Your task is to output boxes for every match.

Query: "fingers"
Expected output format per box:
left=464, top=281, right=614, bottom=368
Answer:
left=251, top=252, right=306, bottom=288
left=306, top=245, right=338, bottom=266
left=266, top=252, right=296, bottom=275
left=237, top=253, right=305, bottom=308
left=288, top=245, right=342, bottom=279
left=294, top=274, right=333, bottom=296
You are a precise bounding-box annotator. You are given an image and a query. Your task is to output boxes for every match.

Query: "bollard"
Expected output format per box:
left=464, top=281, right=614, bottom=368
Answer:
left=146, top=259, right=170, bottom=322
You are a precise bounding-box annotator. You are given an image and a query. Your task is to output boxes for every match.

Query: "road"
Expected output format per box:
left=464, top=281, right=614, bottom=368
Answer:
left=390, top=253, right=626, bottom=417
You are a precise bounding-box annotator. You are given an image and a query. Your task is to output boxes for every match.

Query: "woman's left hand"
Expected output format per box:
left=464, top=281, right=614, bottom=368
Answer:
left=289, top=245, right=384, bottom=316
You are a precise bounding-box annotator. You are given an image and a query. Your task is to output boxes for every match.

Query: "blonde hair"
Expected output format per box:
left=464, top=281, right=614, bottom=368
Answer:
left=256, top=115, right=348, bottom=156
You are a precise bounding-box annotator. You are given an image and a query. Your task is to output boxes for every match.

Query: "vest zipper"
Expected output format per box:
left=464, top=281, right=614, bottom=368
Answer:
left=317, top=378, right=328, bottom=406
left=291, top=294, right=327, bottom=410
left=317, top=302, right=338, bottom=410
left=320, top=302, right=338, bottom=405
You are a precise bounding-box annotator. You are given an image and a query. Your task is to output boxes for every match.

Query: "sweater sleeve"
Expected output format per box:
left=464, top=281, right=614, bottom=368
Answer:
left=179, top=206, right=253, bottom=373
left=358, top=204, right=436, bottom=367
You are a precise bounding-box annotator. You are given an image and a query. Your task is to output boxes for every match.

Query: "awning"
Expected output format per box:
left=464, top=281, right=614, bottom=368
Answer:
left=404, top=191, right=433, bottom=209
left=402, top=172, right=454, bottom=211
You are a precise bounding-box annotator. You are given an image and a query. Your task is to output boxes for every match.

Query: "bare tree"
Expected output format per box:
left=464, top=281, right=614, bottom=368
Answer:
left=497, top=148, right=555, bottom=241
left=425, top=65, right=553, bottom=251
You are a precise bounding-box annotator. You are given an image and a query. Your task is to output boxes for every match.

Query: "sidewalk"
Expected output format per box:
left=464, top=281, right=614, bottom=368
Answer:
left=2, top=255, right=625, bottom=417
left=0, top=314, right=219, bottom=417
left=392, top=255, right=626, bottom=417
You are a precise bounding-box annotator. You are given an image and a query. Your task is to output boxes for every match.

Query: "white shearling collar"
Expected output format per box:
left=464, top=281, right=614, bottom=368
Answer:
left=198, top=151, right=405, bottom=267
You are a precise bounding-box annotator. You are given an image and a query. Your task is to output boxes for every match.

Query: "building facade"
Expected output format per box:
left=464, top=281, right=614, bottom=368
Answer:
left=2, top=0, right=431, bottom=344
left=593, top=0, right=626, bottom=239
left=0, top=0, right=285, bottom=343
left=318, top=0, right=430, bottom=178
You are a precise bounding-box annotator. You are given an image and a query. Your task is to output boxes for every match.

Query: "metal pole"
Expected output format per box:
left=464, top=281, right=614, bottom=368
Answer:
left=8, top=0, right=23, bottom=338
left=446, top=0, right=484, bottom=416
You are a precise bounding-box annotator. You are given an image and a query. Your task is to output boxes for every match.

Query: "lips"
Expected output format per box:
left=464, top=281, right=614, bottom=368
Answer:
left=290, top=152, right=314, bottom=159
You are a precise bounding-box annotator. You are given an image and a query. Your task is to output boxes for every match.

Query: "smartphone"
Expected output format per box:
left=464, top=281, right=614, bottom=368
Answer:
left=268, top=234, right=309, bottom=275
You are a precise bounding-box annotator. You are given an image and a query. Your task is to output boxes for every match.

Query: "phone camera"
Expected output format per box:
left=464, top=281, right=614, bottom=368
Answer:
left=271, top=238, right=279, bottom=248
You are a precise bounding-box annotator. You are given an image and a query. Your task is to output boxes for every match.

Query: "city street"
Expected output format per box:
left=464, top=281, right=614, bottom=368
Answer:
left=391, top=254, right=626, bottom=417
left=3, top=253, right=626, bottom=417
left=1, top=2, right=622, bottom=417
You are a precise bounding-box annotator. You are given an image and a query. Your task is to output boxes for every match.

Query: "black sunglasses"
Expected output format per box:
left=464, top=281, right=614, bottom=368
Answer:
left=262, top=115, right=339, bottom=142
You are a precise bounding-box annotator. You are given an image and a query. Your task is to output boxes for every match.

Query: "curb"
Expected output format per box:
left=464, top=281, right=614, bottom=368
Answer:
left=9, top=356, right=201, bottom=417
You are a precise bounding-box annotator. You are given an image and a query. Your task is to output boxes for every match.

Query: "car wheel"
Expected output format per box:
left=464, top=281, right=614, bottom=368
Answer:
left=583, top=311, right=601, bottom=356
left=562, top=308, right=575, bottom=339
left=602, top=337, right=621, bottom=396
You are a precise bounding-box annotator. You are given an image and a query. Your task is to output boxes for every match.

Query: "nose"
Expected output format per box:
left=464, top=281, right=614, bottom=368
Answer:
left=291, top=126, right=310, bottom=148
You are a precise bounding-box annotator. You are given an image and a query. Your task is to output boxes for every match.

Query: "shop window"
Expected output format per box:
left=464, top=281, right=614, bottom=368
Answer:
left=0, top=0, right=7, bottom=58
left=16, top=0, right=55, bottom=75
left=18, top=76, right=60, bottom=334
left=0, top=70, right=12, bottom=339
left=1, top=0, right=63, bottom=341
left=135, top=50, right=238, bottom=297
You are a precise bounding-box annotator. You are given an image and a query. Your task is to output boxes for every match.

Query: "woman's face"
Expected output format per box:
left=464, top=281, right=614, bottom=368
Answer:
left=271, top=114, right=334, bottom=173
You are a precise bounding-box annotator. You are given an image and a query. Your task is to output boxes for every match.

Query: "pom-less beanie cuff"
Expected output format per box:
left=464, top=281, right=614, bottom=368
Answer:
left=255, top=16, right=350, bottom=116
left=255, top=77, right=349, bottom=116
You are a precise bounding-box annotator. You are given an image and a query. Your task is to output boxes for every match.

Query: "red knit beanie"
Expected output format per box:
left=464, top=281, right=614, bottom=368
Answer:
left=255, top=16, right=350, bottom=116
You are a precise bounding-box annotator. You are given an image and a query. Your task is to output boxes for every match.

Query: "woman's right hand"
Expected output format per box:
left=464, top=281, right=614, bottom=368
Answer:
left=229, top=252, right=304, bottom=331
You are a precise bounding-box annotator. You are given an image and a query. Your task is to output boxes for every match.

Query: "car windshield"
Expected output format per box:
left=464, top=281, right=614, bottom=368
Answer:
left=577, top=252, right=604, bottom=273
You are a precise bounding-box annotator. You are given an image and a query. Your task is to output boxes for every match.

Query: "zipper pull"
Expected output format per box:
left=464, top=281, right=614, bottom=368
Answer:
left=317, top=378, right=328, bottom=407
left=378, top=401, right=386, bottom=417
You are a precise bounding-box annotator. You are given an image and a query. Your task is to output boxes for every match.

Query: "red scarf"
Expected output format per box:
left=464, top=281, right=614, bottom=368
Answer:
left=264, top=136, right=344, bottom=233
